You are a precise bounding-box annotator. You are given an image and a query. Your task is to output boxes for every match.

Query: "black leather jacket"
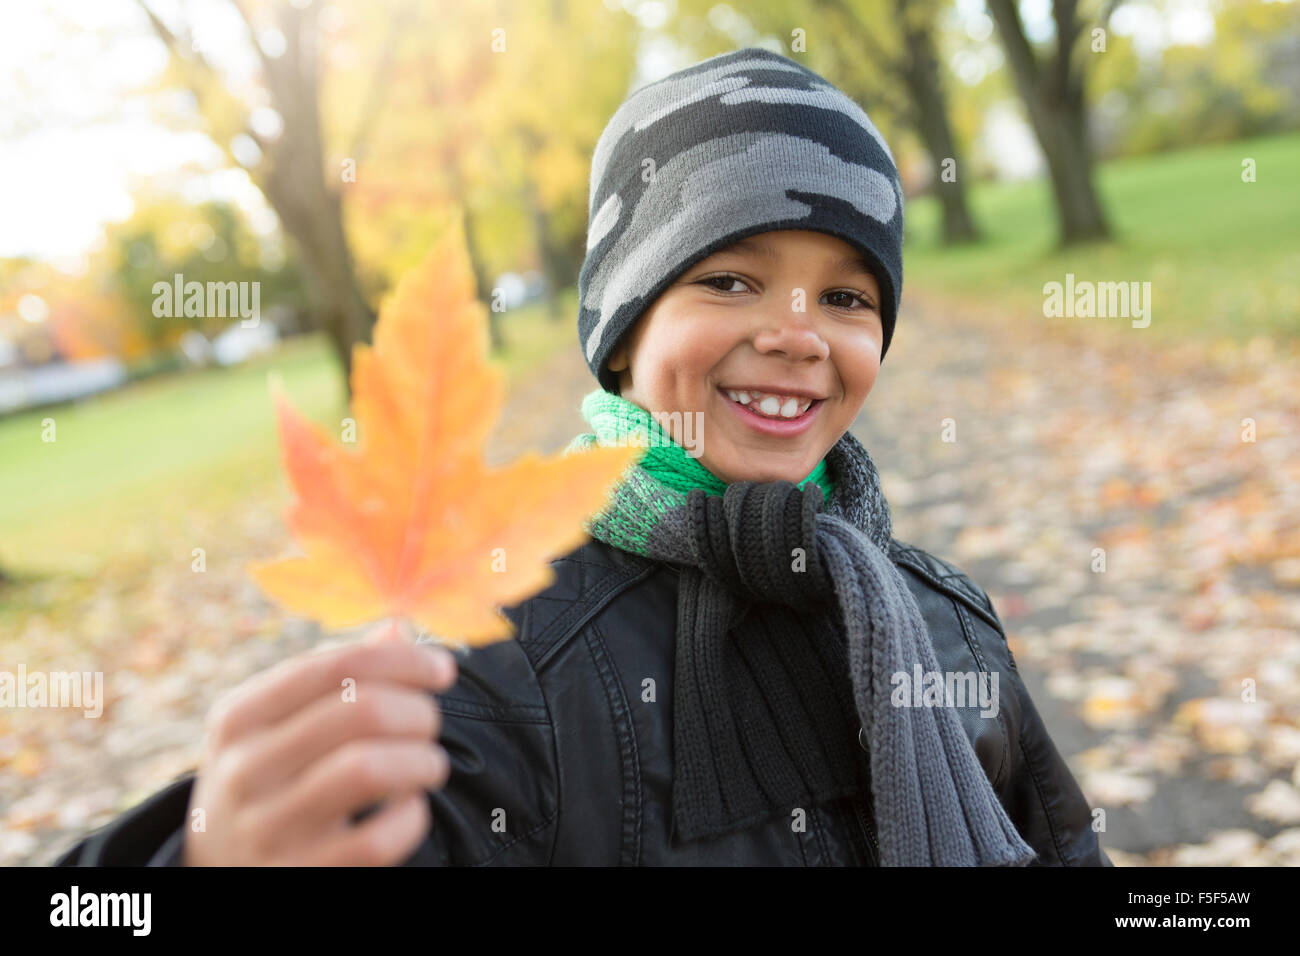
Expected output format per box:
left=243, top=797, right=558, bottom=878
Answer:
left=55, top=537, right=1111, bottom=867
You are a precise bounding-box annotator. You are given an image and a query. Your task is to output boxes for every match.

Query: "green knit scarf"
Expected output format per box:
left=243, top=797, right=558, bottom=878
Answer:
left=566, top=389, right=835, bottom=555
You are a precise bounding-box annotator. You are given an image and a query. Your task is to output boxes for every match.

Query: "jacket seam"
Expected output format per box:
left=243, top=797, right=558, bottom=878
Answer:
left=891, top=551, right=1005, bottom=635
left=951, top=599, right=991, bottom=673
left=586, top=620, right=643, bottom=866
left=474, top=633, right=560, bottom=867
left=794, top=815, right=812, bottom=866
left=1017, top=718, right=1074, bottom=865
left=953, top=599, right=1010, bottom=790
left=461, top=639, right=560, bottom=867
left=436, top=698, right=549, bottom=722
left=808, top=804, right=831, bottom=865
left=529, top=561, right=659, bottom=672
left=537, top=663, right=562, bottom=869
left=471, top=805, right=561, bottom=866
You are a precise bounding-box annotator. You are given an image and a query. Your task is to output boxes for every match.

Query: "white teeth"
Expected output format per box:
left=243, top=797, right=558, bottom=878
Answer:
left=724, top=388, right=815, bottom=419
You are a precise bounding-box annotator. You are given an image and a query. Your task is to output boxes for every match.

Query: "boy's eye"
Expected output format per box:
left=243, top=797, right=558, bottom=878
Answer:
left=697, top=274, right=750, bottom=294
left=695, top=274, right=877, bottom=313
left=824, top=289, right=877, bottom=313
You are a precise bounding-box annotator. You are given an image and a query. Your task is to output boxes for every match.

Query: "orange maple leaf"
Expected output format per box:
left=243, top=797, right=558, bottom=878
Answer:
left=249, top=214, right=642, bottom=645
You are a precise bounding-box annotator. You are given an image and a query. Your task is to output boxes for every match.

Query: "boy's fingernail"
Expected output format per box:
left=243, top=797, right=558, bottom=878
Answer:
left=367, top=619, right=401, bottom=643
left=430, top=648, right=455, bottom=681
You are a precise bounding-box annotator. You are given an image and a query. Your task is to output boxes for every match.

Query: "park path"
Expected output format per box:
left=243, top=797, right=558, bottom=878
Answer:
left=853, top=290, right=1300, bottom=864
left=6, top=290, right=1299, bottom=866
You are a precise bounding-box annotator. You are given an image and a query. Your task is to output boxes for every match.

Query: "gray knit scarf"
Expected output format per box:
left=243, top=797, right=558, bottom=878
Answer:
left=567, top=394, right=1036, bottom=866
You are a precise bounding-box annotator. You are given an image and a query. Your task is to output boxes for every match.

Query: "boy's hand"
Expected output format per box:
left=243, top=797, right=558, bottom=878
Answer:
left=182, top=621, right=458, bottom=865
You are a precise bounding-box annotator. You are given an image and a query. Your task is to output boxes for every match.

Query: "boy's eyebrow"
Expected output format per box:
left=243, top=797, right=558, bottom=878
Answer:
left=713, top=235, right=877, bottom=280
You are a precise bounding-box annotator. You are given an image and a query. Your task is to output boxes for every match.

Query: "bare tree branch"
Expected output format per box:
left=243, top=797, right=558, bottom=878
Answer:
left=348, top=0, right=419, bottom=162
left=1099, top=0, right=1127, bottom=31
left=1053, top=0, right=1080, bottom=97
left=135, top=0, right=379, bottom=387
left=986, top=0, right=1044, bottom=108
left=820, top=0, right=907, bottom=77
left=227, top=0, right=278, bottom=80
left=133, top=0, right=270, bottom=157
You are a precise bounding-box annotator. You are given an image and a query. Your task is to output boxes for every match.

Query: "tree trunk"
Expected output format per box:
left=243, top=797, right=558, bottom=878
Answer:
left=525, top=180, right=569, bottom=321
left=460, top=210, right=504, bottom=352
left=137, top=0, right=380, bottom=395
left=821, top=0, right=982, bottom=245
left=1045, top=106, right=1110, bottom=242
left=516, top=126, right=576, bottom=321
left=895, top=5, right=981, bottom=244
left=986, top=0, right=1111, bottom=244
left=260, top=132, right=374, bottom=389
left=438, top=154, right=504, bottom=352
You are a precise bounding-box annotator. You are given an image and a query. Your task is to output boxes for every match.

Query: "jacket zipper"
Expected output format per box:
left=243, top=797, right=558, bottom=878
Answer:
left=851, top=796, right=880, bottom=866
left=853, top=726, right=880, bottom=865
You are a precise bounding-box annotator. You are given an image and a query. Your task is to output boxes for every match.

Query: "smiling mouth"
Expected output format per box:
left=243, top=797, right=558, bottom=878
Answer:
left=719, top=387, right=824, bottom=420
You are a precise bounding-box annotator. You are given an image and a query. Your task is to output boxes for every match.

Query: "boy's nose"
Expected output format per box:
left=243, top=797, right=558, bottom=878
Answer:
left=751, top=304, right=830, bottom=363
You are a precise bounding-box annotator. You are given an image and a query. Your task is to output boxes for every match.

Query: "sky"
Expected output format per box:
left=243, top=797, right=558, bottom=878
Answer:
left=0, top=0, right=1233, bottom=270
left=0, top=0, right=274, bottom=272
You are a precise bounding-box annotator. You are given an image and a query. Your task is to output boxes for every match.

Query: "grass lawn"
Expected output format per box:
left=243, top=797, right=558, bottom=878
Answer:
left=904, top=131, right=1300, bottom=343
left=0, top=290, right=579, bottom=582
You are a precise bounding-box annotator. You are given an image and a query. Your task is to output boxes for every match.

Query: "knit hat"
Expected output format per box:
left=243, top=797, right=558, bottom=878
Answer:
left=577, top=46, right=904, bottom=394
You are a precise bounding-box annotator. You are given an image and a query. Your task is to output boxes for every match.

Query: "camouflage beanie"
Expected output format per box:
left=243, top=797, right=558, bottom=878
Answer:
left=577, top=46, right=905, bottom=394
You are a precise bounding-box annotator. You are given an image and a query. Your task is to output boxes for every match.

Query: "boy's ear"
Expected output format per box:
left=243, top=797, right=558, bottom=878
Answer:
left=607, top=343, right=628, bottom=372
left=606, top=345, right=631, bottom=396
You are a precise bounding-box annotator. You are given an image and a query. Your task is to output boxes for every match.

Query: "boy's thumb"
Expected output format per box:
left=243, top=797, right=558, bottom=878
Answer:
left=365, top=618, right=405, bottom=644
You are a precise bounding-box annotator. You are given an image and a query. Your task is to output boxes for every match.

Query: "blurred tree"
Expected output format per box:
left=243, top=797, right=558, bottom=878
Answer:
left=134, top=0, right=408, bottom=390
left=670, top=0, right=983, bottom=244
left=1088, top=0, right=1300, bottom=157
left=44, top=281, right=146, bottom=363
left=829, top=0, right=983, bottom=243
left=0, top=259, right=147, bottom=365
left=344, top=0, right=638, bottom=332
left=500, top=0, right=640, bottom=321
left=99, top=197, right=305, bottom=351
left=134, top=0, right=639, bottom=372
left=985, top=0, right=1112, bottom=243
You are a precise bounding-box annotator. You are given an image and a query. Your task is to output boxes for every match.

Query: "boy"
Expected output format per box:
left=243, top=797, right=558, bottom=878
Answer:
left=56, top=47, right=1109, bottom=866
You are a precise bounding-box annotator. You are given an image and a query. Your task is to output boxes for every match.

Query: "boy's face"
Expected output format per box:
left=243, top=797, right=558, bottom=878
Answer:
left=607, top=229, right=884, bottom=485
